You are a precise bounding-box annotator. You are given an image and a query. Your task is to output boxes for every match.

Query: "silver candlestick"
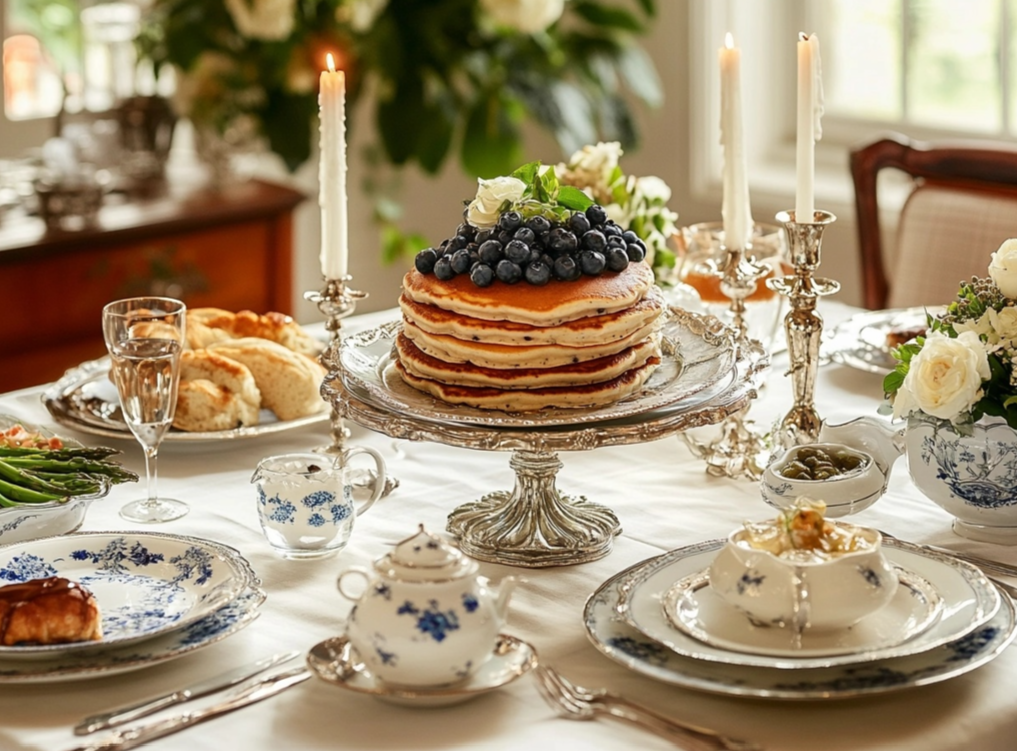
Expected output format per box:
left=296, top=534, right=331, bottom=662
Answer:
left=305, top=275, right=369, bottom=454
left=767, top=210, right=840, bottom=449
left=681, top=242, right=772, bottom=480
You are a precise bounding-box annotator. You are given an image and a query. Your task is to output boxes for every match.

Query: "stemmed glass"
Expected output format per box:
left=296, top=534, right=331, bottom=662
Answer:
left=102, top=297, right=188, bottom=523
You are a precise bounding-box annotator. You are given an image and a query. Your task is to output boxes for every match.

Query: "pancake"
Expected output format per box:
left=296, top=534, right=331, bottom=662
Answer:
left=396, top=332, right=661, bottom=389
left=395, top=357, right=661, bottom=411
left=399, top=284, right=664, bottom=348
left=402, top=317, right=660, bottom=369
left=402, top=261, right=655, bottom=326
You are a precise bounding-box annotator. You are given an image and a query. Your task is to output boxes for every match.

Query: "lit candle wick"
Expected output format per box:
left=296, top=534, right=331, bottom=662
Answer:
left=327, top=53, right=335, bottom=74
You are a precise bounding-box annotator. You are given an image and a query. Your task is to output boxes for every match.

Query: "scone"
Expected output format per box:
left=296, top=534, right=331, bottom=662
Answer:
left=187, top=308, right=323, bottom=357
left=0, top=577, right=102, bottom=646
left=208, top=337, right=327, bottom=420
left=174, top=350, right=262, bottom=432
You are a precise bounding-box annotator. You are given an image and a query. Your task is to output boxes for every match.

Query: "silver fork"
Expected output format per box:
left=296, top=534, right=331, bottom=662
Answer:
left=533, top=665, right=762, bottom=751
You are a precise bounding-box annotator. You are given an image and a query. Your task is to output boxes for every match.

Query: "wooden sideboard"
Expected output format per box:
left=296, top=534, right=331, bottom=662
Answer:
left=0, top=178, right=305, bottom=393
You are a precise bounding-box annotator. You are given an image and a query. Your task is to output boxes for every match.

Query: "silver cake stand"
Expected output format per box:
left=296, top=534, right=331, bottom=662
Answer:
left=322, top=309, right=768, bottom=568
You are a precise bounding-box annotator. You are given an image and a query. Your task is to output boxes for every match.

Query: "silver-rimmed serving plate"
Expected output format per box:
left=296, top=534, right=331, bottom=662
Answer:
left=42, top=357, right=328, bottom=443
left=0, top=531, right=258, bottom=659
left=614, top=538, right=1000, bottom=670
left=0, top=586, right=266, bottom=683
left=824, top=307, right=941, bottom=374
left=584, top=550, right=1016, bottom=699
left=339, top=307, right=739, bottom=428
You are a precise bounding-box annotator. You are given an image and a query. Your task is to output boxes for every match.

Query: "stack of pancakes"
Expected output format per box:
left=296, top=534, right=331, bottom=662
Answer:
left=396, top=262, right=664, bottom=411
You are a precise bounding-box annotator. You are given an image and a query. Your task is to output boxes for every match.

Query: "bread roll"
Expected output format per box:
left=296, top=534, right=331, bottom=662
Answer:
left=186, top=308, right=322, bottom=357
left=173, top=350, right=261, bottom=432
left=208, top=337, right=327, bottom=421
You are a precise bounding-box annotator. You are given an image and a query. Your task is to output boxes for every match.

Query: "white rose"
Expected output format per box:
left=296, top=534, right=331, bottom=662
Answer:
left=225, top=0, right=295, bottom=40
left=480, top=0, right=564, bottom=34
left=568, top=141, right=623, bottom=181
left=892, top=331, right=991, bottom=421
left=633, top=175, right=671, bottom=205
left=466, top=176, right=526, bottom=229
left=989, top=239, right=1017, bottom=298
left=989, top=307, right=1017, bottom=345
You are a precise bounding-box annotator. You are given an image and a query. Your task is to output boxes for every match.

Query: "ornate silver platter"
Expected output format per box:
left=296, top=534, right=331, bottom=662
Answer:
left=42, top=357, right=328, bottom=443
left=324, top=310, right=768, bottom=568
left=824, top=306, right=941, bottom=375
left=339, top=309, right=738, bottom=428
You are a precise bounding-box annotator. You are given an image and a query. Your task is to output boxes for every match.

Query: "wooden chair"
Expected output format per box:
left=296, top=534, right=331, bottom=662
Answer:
left=850, top=132, right=1017, bottom=309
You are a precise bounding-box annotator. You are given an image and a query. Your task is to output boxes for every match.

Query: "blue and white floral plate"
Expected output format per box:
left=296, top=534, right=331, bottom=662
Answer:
left=614, top=538, right=1000, bottom=670
left=0, top=586, right=266, bottom=683
left=0, top=531, right=258, bottom=658
left=585, top=548, right=1016, bottom=699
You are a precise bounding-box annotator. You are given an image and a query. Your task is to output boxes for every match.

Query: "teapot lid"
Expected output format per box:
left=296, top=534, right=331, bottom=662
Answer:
left=374, top=525, right=477, bottom=581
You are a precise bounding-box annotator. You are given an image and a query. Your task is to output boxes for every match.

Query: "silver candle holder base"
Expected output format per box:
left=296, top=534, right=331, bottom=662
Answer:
left=767, top=210, right=840, bottom=450
left=681, top=242, right=772, bottom=480
left=305, top=275, right=399, bottom=498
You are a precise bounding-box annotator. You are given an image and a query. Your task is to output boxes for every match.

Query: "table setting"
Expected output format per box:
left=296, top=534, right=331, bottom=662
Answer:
left=8, top=30, right=1017, bottom=751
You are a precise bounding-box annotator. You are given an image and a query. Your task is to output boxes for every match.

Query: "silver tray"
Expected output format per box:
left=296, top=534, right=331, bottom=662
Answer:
left=42, top=357, right=328, bottom=443
left=824, top=306, right=941, bottom=375
left=339, top=308, right=737, bottom=428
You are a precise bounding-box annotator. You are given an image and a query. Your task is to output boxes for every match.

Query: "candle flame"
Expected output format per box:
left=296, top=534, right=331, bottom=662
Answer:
left=326, top=53, right=336, bottom=73
left=725, top=32, right=734, bottom=49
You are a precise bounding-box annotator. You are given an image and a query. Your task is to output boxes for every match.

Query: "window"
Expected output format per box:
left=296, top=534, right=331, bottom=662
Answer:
left=811, top=0, right=1016, bottom=137
left=2, top=0, right=142, bottom=121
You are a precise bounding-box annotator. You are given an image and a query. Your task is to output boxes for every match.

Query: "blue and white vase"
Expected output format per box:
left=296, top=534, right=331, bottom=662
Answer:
left=905, top=415, right=1017, bottom=544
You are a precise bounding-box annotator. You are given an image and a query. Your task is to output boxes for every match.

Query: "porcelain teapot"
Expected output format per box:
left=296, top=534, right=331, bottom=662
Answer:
left=337, top=525, right=519, bottom=687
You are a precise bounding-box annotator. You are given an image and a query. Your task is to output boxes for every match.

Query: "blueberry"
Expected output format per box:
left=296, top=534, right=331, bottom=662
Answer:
left=434, top=256, right=455, bottom=281
left=470, top=263, right=495, bottom=287
left=579, top=250, right=606, bottom=276
left=505, top=239, right=530, bottom=264
left=475, top=228, right=493, bottom=244
left=540, top=253, right=556, bottom=269
left=478, top=239, right=504, bottom=265
left=495, top=259, right=523, bottom=284
left=606, top=234, right=626, bottom=249
left=469, top=250, right=481, bottom=267
left=497, top=230, right=513, bottom=246
left=602, top=223, right=622, bottom=238
left=548, top=228, right=578, bottom=254
left=498, top=211, right=522, bottom=232
left=582, top=230, right=607, bottom=253
left=457, top=223, right=476, bottom=241
left=528, top=247, right=544, bottom=265
left=605, top=246, right=629, bottom=272
left=450, top=248, right=472, bottom=274
left=414, top=248, right=438, bottom=274
left=553, top=255, right=581, bottom=282
left=447, top=235, right=466, bottom=251
left=513, top=227, right=536, bottom=246
left=626, top=242, right=646, bottom=262
left=526, top=215, right=551, bottom=235
left=586, top=204, right=608, bottom=226
left=569, top=212, right=591, bottom=235
left=525, top=261, right=551, bottom=286
left=622, top=230, right=640, bottom=245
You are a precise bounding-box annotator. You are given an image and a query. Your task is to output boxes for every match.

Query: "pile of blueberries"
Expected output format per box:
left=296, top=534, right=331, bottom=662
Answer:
left=413, top=204, right=647, bottom=287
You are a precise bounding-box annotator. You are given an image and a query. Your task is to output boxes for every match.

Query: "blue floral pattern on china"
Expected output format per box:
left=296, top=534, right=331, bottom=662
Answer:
left=0, top=532, right=255, bottom=655
left=257, top=486, right=352, bottom=529
left=397, top=598, right=462, bottom=642
left=914, top=417, right=1017, bottom=508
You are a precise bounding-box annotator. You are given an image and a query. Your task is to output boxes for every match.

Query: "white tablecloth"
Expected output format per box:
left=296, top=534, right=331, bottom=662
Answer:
left=4, top=303, right=1017, bottom=751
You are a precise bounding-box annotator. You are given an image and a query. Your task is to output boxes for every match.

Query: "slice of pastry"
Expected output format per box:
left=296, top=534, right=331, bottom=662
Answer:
left=0, top=577, right=103, bottom=646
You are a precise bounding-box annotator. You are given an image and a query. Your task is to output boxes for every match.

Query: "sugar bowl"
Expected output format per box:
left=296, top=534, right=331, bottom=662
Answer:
left=337, top=525, right=518, bottom=687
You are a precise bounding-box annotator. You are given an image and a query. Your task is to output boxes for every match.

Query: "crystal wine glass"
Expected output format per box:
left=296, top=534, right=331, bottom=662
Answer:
left=102, top=297, right=187, bottom=523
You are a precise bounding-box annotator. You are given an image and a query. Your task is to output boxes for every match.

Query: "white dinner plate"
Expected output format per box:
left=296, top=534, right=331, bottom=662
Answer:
left=824, top=307, right=942, bottom=374
left=0, top=531, right=257, bottom=658
left=42, top=357, right=328, bottom=443
left=585, top=557, right=1016, bottom=699
left=662, top=567, right=943, bottom=658
left=339, top=308, right=739, bottom=428
left=0, top=586, right=266, bottom=683
left=615, top=538, right=1000, bottom=670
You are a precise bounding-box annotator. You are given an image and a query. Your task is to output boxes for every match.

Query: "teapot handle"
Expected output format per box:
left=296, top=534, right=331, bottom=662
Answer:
left=336, top=566, right=372, bottom=602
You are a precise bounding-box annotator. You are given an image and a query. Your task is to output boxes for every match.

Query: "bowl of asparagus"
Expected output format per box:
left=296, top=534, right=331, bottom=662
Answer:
left=0, top=418, right=138, bottom=545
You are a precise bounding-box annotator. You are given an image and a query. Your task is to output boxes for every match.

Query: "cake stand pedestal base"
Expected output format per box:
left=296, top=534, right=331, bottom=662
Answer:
left=446, top=450, right=620, bottom=567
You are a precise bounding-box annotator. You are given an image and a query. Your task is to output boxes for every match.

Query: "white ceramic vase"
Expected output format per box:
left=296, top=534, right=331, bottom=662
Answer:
left=905, top=415, right=1017, bottom=544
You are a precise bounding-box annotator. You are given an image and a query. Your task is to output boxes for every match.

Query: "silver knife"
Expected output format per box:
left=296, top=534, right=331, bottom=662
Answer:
left=74, top=650, right=300, bottom=736
left=65, top=666, right=312, bottom=751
